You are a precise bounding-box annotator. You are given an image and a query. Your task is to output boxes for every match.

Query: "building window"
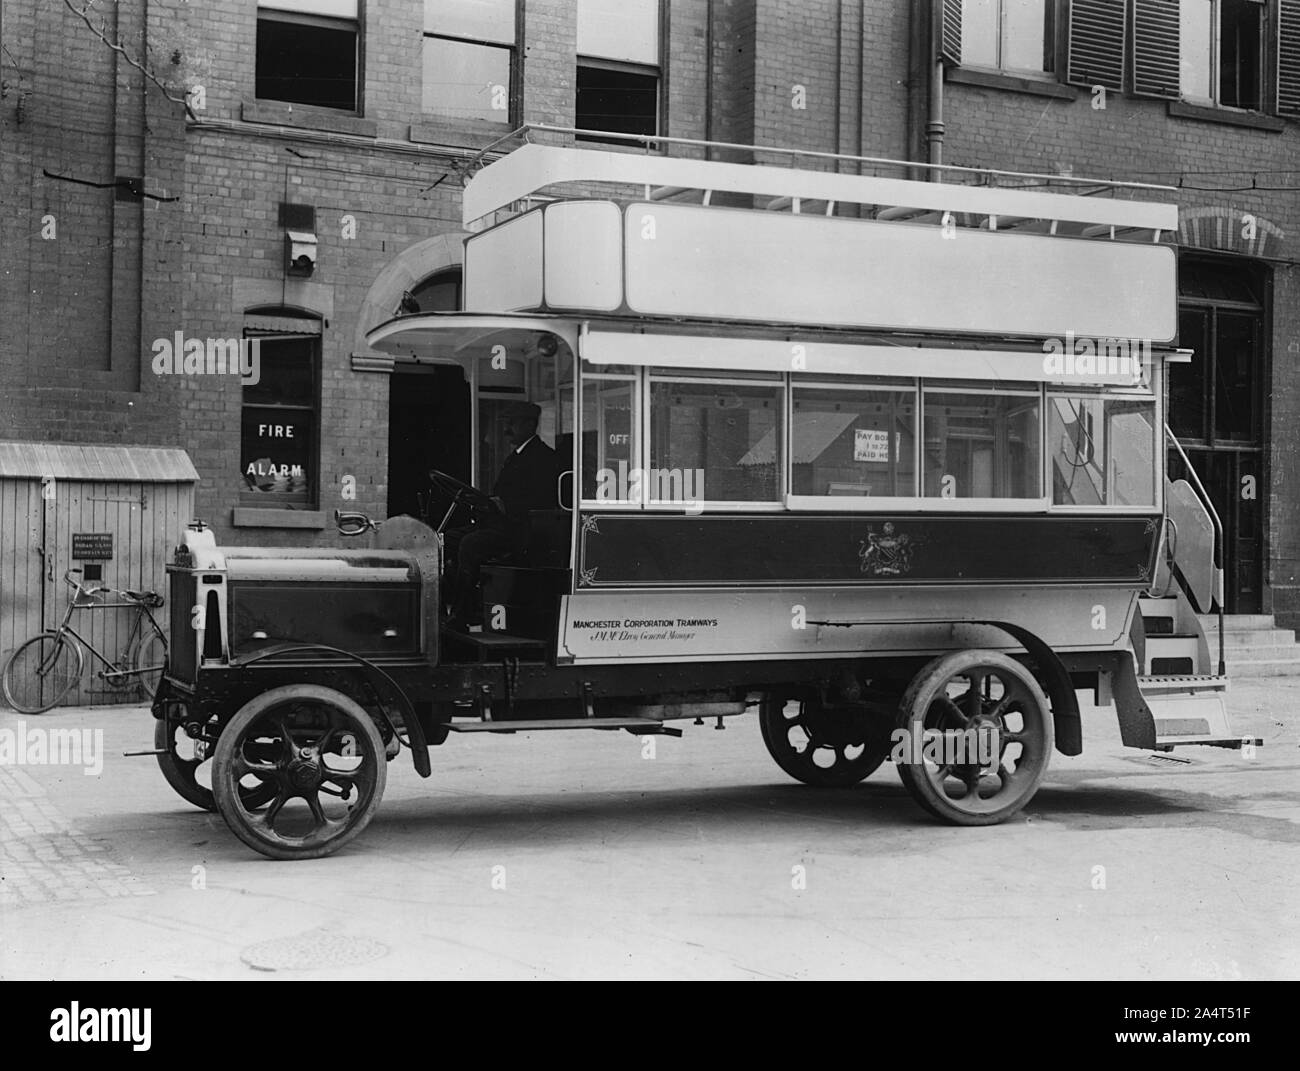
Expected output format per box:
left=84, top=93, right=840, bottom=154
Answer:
left=241, top=335, right=320, bottom=506
left=922, top=388, right=1041, bottom=500
left=576, top=0, right=661, bottom=141
left=961, top=0, right=1055, bottom=75
left=255, top=1, right=359, bottom=113
left=1180, top=0, right=1263, bottom=108
left=1170, top=258, right=1266, bottom=444
left=423, top=0, right=516, bottom=122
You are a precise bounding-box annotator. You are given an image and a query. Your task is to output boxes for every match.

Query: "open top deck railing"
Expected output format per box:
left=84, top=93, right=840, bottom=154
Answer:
left=460, top=124, right=1179, bottom=241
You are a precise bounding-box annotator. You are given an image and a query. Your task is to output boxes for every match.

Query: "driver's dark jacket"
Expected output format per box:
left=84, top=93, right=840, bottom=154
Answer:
left=490, top=437, right=561, bottom=529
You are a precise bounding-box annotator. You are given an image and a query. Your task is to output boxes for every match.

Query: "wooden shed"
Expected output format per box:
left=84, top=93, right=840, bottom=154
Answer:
left=0, top=443, right=198, bottom=707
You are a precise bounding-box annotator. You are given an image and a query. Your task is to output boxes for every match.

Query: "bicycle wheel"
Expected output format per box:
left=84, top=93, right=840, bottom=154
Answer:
left=128, top=626, right=168, bottom=702
left=2, top=634, right=85, bottom=714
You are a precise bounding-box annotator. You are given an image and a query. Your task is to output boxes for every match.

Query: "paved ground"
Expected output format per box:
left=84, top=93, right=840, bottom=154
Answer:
left=1, top=681, right=1296, bottom=980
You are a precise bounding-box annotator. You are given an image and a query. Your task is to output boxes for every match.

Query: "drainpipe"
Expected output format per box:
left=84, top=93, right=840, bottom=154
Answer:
left=926, top=0, right=945, bottom=174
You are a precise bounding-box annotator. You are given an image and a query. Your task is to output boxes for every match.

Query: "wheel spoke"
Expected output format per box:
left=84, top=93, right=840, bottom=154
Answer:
left=933, top=695, right=966, bottom=726
left=259, top=789, right=290, bottom=827
left=304, top=790, right=329, bottom=830
left=232, top=753, right=278, bottom=777
left=962, top=672, right=987, bottom=720
left=271, top=713, right=297, bottom=756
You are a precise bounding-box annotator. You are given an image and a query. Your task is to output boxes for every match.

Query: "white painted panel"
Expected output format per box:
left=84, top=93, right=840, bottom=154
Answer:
left=582, top=332, right=1153, bottom=385
left=544, top=201, right=624, bottom=311
left=624, top=204, right=1178, bottom=341
left=260, top=0, right=358, bottom=18
left=464, top=211, right=544, bottom=312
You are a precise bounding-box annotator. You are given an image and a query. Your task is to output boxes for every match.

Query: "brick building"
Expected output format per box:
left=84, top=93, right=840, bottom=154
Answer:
left=1, top=0, right=1299, bottom=623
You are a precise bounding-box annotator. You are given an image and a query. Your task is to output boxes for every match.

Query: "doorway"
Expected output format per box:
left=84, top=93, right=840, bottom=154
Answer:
left=386, top=365, right=470, bottom=523
left=1167, top=256, right=1268, bottom=613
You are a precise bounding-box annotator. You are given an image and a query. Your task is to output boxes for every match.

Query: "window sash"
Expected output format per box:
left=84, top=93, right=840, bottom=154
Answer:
left=260, top=0, right=358, bottom=18
left=424, top=0, right=516, bottom=45
left=577, top=0, right=660, bottom=66
left=1181, top=0, right=1216, bottom=101
left=960, top=0, right=1052, bottom=74
left=422, top=36, right=514, bottom=121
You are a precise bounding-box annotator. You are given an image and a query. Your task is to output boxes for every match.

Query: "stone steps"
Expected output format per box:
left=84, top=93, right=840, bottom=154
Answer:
left=1134, top=608, right=1300, bottom=678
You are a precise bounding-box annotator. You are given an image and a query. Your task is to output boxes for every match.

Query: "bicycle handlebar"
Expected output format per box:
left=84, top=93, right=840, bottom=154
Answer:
left=62, top=569, right=151, bottom=604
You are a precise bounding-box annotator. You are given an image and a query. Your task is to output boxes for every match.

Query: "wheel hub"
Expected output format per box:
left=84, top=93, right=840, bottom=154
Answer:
left=287, top=756, right=322, bottom=790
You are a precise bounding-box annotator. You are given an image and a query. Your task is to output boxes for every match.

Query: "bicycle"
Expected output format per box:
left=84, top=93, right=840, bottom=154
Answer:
left=1, top=568, right=168, bottom=714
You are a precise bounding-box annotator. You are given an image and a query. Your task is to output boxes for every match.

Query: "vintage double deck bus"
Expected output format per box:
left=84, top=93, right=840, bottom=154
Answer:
left=153, top=130, right=1259, bottom=859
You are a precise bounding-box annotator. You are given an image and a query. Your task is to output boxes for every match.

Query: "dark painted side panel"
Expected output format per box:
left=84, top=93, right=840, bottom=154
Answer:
left=576, top=513, right=1161, bottom=587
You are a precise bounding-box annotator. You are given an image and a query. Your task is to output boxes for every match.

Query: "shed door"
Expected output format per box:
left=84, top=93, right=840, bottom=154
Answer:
left=0, top=478, right=46, bottom=676
left=40, top=481, right=184, bottom=704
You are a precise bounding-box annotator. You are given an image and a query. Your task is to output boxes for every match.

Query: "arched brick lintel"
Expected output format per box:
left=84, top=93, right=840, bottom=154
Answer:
left=1178, top=206, right=1286, bottom=259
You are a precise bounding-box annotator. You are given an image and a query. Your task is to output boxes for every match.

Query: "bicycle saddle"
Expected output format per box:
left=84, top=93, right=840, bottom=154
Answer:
left=124, top=589, right=164, bottom=608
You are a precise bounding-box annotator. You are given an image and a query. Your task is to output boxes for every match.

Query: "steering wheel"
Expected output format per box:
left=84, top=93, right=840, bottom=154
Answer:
left=427, top=469, right=502, bottom=520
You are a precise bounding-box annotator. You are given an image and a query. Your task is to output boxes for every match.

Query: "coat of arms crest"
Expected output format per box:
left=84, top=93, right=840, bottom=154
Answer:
left=858, top=522, right=915, bottom=576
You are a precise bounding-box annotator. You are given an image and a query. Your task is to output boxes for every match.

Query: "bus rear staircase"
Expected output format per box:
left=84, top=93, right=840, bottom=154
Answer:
left=1131, top=430, right=1261, bottom=749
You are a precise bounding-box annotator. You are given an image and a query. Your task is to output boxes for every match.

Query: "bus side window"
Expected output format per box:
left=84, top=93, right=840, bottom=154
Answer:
left=581, top=375, right=637, bottom=503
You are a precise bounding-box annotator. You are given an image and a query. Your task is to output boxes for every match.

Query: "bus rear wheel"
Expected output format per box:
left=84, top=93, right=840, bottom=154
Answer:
left=895, top=650, right=1053, bottom=826
left=759, top=691, right=893, bottom=787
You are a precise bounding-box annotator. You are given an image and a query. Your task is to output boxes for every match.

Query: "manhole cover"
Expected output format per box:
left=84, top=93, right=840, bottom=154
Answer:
left=241, top=929, right=389, bottom=972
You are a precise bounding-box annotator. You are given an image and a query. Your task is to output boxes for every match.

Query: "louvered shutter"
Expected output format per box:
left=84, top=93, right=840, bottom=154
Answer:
left=1132, top=0, right=1180, bottom=98
left=938, top=0, right=962, bottom=65
left=1066, top=0, right=1126, bottom=89
left=1280, top=0, right=1300, bottom=116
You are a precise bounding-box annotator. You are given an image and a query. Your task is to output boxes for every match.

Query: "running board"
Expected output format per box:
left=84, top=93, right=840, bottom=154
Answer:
left=446, top=717, right=682, bottom=735
left=1139, top=674, right=1259, bottom=749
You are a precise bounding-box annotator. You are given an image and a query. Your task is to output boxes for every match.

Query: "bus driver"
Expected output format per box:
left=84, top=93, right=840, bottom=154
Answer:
left=445, top=402, right=561, bottom=629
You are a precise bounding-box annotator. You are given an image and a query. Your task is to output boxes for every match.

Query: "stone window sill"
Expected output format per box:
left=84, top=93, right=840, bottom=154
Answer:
left=232, top=507, right=327, bottom=529
left=1166, top=100, right=1284, bottom=132
left=409, top=117, right=515, bottom=150
left=242, top=99, right=378, bottom=138
left=946, top=67, right=1077, bottom=100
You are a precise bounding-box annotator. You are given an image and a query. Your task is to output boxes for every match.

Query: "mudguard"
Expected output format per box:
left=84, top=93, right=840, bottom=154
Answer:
left=972, top=619, right=1083, bottom=757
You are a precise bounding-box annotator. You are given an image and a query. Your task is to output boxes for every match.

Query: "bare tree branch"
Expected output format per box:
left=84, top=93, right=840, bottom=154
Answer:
left=62, top=0, right=197, bottom=121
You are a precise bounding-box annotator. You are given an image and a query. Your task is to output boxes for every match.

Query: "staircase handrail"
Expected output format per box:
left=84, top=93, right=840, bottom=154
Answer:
left=1165, top=424, right=1226, bottom=676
